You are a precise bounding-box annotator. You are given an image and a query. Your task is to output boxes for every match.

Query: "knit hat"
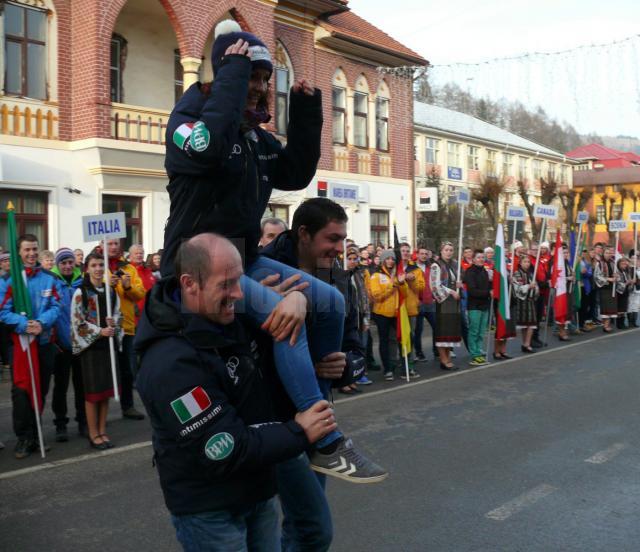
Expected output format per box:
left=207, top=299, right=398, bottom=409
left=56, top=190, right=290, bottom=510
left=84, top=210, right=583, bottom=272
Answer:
left=55, top=247, right=75, bottom=265
left=0, top=252, right=9, bottom=263
left=380, top=250, right=396, bottom=263
left=540, top=241, right=550, bottom=250
left=211, top=20, right=273, bottom=77
left=346, top=246, right=360, bottom=258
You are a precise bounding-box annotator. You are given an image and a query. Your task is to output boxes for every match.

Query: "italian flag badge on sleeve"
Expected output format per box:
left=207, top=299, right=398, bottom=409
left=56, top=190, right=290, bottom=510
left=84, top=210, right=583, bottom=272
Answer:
left=171, top=387, right=211, bottom=423
left=173, top=122, right=194, bottom=150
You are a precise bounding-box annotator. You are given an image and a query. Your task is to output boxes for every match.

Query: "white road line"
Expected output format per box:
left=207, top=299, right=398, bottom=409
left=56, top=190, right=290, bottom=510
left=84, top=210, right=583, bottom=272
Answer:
left=584, top=443, right=628, bottom=464
left=0, top=441, right=152, bottom=481
left=485, top=484, right=557, bottom=521
left=335, top=328, right=640, bottom=405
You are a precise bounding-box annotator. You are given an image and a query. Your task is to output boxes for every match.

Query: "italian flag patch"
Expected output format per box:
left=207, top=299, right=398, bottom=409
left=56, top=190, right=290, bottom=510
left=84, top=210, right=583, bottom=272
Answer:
left=171, top=386, right=211, bottom=423
left=173, top=122, right=195, bottom=150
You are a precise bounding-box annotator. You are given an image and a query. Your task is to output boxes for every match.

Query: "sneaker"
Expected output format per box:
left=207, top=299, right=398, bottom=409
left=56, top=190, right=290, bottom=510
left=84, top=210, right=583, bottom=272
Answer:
left=14, top=439, right=30, bottom=459
left=384, top=372, right=394, bottom=381
left=26, top=440, right=51, bottom=454
left=408, top=369, right=421, bottom=378
left=415, top=352, right=427, bottom=362
left=309, top=438, right=388, bottom=484
left=450, top=351, right=457, bottom=358
left=469, top=356, right=488, bottom=366
left=122, top=407, right=145, bottom=420
left=356, top=375, right=373, bottom=385
left=55, top=425, right=69, bottom=443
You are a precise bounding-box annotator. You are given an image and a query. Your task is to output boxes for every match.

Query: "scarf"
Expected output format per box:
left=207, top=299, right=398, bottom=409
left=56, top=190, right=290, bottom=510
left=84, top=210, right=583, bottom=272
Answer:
left=241, top=106, right=271, bottom=132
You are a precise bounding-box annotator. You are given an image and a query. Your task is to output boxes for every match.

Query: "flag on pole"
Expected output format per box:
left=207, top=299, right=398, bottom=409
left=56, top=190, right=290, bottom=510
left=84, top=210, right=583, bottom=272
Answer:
left=393, top=224, right=412, bottom=358
left=551, top=229, right=568, bottom=324
left=4, top=202, right=42, bottom=410
left=493, top=224, right=510, bottom=321
left=573, top=233, right=586, bottom=310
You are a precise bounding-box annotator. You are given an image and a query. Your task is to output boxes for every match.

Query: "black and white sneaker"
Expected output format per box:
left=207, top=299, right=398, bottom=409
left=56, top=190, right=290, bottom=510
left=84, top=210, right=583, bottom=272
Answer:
left=309, top=438, right=388, bottom=484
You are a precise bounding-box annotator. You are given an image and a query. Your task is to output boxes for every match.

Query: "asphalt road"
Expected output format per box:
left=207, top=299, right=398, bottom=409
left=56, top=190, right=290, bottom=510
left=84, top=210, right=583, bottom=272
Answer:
left=1, top=327, right=639, bottom=551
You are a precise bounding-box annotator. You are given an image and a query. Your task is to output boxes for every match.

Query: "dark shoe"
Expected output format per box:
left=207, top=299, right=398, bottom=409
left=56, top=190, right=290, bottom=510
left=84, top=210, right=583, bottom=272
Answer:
left=492, top=354, right=505, bottom=361
left=500, top=353, right=513, bottom=359
left=55, top=425, right=69, bottom=443
left=383, top=371, right=394, bottom=381
left=558, top=336, right=571, bottom=342
left=531, top=338, right=544, bottom=348
left=521, top=345, right=535, bottom=353
left=415, top=353, right=427, bottom=362
left=339, top=387, right=357, bottom=396
left=25, top=439, right=51, bottom=455
left=440, top=363, right=458, bottom=371
left=99, top=434, right=115, bottom=449
left=366, top=361, right=381, bottom=371
left=122, top=407, right=145, bottom=420
left=88, top=435, right=108, bottom=451
left=14, top=439, right=31, bottom=459
left=309, top=438, right=388, bottom=484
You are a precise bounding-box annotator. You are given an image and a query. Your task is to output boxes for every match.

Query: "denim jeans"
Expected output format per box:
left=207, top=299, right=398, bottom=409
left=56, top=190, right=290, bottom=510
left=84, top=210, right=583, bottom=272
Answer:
left=467, top=309, right=489, bottom=358
left=240, top=255, right=345, bottom=449
left=278, top=454, right=332, bottom=552
left=171, top=498, right=279, bottom=552
left=414, top=304, right=438, bottom=358
left=372, top=313, right=397, bottom=374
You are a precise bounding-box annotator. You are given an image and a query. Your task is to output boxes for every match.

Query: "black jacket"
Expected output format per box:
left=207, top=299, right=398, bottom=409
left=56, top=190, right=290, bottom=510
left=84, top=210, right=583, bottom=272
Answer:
left=134, top=278, right=308, bottom=516
left=161, top=54, right=323, bottom=275
left=463, top=264, right=491, bottom=310
left=260, top=231, right=365, bottom=395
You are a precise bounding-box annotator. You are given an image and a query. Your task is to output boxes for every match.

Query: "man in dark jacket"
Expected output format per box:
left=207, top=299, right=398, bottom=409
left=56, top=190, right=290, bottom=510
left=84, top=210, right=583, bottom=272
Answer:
left=135, top=233, right=336, bottom=550
left=262, top=198, right=380, bottom=551
left=463, top=250, right=492, bottom=366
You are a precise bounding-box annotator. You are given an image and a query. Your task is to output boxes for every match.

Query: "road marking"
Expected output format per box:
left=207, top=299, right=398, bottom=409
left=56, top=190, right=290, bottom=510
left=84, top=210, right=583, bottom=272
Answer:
left=585, top=443, right=627, bottom=464
left=485, top=484, right=557, bottom=521
left=0, top=441, right=152, bottom=481
left=335, top=328, right=640, bottom=405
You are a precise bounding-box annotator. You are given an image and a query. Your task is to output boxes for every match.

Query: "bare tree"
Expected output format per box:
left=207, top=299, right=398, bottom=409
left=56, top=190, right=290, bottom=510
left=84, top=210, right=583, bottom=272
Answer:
left=472, top=175, right=505, bottom=231
left=517, top=176, right=559, bottom=239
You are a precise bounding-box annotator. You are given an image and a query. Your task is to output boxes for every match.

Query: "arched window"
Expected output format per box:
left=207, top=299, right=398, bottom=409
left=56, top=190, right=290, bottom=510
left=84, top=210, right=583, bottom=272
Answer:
left=274, top=41, right=294, bottom=135
left=3, top=1, right=48, bottom=99
left=376, top=80, right=390, bottom=152
left=332, top=68, right=347, bottom=145
left=354, top=74, right=369, bottom=149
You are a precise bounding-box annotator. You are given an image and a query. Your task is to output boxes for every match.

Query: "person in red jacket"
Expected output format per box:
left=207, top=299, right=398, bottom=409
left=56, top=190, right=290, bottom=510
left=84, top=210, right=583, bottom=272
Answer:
left=532, top=241, right=552, bottom=347
left=128, top=244, right=156, bottom=325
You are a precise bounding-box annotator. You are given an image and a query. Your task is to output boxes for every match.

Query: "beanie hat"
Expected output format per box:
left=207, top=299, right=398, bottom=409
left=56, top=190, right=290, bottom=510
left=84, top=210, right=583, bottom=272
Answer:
left=211, top=20, right=273, bottom=77
left=346, top=246, right=360, bottom=258
left=540, top=241, right=550, bottom=249
left=0, top=253, right=9, bottom=263
left=55, top=247, right=75, bottom=265
left=380, top=250, right=396, bottom=263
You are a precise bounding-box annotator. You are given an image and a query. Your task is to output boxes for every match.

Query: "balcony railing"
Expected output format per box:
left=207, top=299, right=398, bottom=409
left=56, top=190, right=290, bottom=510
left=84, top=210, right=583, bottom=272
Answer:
left=0, top=97, right=58, bottom=139
left=111, top=103, right=169, bottom=145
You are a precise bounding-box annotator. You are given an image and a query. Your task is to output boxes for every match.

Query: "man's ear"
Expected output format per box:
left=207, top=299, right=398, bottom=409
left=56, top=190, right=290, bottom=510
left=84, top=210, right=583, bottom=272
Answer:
left=297, top=225, right=310, bottom=244
left=179, top=273, right=197, bottom=295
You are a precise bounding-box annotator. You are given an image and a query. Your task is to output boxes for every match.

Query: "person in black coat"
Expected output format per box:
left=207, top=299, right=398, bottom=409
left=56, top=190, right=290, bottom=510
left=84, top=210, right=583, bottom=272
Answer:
left=463, top=250, right=492, bottom=365
left=135, top=234, right=335, bottom=550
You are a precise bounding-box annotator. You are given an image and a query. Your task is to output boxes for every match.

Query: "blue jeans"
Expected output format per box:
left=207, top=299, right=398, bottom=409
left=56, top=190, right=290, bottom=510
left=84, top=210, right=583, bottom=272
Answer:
left=278, top=454, right=332, bottom=552
left=413, top=304, right=437, bottom=358
left=171, top=499, right=279, bottom=552
left=240, top=255, right=345, bottom=448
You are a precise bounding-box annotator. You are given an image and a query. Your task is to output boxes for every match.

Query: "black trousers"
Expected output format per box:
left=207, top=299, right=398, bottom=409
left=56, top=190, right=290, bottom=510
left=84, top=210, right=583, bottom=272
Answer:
left=373, top=313, right=398, bottom=374
left=52, top=348, right=86, bottom=428
left=12, top=342, right=55, bottom=441
left=119, top=334, right=135, bottom=411
left=0, top=322, right=10, bottom=366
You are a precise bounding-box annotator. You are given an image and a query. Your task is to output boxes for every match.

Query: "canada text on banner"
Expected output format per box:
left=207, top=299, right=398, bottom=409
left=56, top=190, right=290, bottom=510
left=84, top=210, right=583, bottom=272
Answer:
left=533, top=204, right=558, bottom=220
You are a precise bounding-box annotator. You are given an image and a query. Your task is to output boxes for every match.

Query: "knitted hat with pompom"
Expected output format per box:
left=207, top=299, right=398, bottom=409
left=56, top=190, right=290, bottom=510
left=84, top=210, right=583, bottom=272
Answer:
left=211, top=20, right=273, bottom=77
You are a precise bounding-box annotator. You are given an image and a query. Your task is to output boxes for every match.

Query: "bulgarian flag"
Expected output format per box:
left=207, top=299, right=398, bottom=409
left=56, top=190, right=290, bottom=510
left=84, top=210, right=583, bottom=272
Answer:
left=393, top=224, right=412, bottom=359
left=493, top=224, right=513, bottom=340
left=4, top=202, right=42, bottom=411
left=552, top=229, right=568, bottom=324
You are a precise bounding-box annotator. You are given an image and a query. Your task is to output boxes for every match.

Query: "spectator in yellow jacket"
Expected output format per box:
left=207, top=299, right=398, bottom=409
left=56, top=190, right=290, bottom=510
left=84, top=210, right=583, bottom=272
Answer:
left=106, top=239, right=146, bottom=421
left=399, top=243, right=425, bottom=366
left=369, top=250, right=418, bottom=381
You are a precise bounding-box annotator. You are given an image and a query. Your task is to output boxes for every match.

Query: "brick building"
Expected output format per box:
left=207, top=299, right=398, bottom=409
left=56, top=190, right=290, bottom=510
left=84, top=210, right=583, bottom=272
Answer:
left=0, top=0, right=425, bottom=253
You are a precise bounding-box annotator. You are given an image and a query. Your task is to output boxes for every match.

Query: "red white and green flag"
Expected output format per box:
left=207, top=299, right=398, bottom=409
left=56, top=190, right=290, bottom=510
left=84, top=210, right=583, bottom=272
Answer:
left=493, top=224, right=510, bottom=321
left=171, top=386, right=211, bottom=423
left=552, top=229, right=568, bottom=324
left=3, top=202, right=42, bottom=411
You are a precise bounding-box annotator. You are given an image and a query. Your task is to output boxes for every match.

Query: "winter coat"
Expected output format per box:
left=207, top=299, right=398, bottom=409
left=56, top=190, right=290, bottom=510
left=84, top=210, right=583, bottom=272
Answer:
left=134, top=277, right=308, bottom=516
left=108, top=256, right=146, bottom=336
left=161, top=54, right=322, bottom=275
left=369, top=265, right=408, bottom=318
left=402, top=262, right=425, bottom=316
left=51, top=266, right=83, bottom=351
left=0, top=266, right=60, bottom=345
left=463, top=264, right=491, bottom=311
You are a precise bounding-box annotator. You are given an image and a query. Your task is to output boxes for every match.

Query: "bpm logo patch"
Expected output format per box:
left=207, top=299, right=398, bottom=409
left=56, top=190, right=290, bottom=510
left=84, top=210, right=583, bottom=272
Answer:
left=204, top=432, right=235, bottom=461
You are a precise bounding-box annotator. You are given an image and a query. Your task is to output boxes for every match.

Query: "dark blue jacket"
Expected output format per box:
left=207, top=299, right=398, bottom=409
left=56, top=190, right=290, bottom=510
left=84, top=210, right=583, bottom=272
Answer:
left=134, top=277, right=308, bottom=516
left=0, top=266, right=60, bottom=345
left=51, top=267, right=83, bottom=351
left=161, top=54, right=323, bottom=275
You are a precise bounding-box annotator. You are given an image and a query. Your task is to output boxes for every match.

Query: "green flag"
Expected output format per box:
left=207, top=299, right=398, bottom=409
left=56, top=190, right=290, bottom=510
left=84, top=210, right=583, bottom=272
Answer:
left=6, top=202, right=32, bottom=318
left=572, top=234, right=587, bottom=311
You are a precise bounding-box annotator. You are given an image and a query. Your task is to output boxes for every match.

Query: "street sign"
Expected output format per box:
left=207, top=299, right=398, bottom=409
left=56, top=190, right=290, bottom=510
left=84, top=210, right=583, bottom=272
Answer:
left=416, top=188, right=438, bottom=212
left=82, top=212, right=127, bottom=242
left=609, top=219, right=628, bottom=232
left=456, top=188, right=470, bottom=205
left=533, top=204, right=558, bottom=220
left=628, top=212, right=640, bottom=223
left=448, top=167, right=462, bottom=181
left=506, top=206, right=527, bottom=221
left=576, top=211, right=589, bottom=224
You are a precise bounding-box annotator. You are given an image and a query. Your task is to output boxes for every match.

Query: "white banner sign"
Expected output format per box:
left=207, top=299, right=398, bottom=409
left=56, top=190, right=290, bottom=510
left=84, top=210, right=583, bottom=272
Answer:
left=328, top=183, right=359, bottom=204
left=82, top=212, right=127, bottom=242
left=416, top=188, right=438, bottom=212
left=506, top=205, right=527, bottom=221
left=609, top=219, right=628, bottom=232
left=456, top=189, right=470, bottom=205
left=533, top=204, right=558, bottom=220
left=628, top=212, right=640, bottom=223
left=576, top=211, right=589, bottom=224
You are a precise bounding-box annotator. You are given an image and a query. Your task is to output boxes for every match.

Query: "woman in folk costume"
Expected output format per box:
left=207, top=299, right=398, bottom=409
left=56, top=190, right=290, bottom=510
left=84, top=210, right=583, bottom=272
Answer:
left=594, top=246, right=618, bottom=332
left=430, top=242, right=462, bottom=371
left=369, top=250, right=407, bottom=381
left=555, top=244, right=574, bottom=341
left=512, top=254, right=539, bottom=353
left=615, top=256, right=634, bottom=329
left=71, top=253, right=124, bottom=450
left=626, top=250, right=640, bottom=327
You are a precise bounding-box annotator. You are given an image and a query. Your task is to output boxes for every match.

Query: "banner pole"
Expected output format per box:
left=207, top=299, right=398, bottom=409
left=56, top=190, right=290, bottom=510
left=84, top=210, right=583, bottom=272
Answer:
left=456, top=206, right=465, bottom=282
left=634, top=222, right=638, bottom=275
left=612, top=232, right=620, bottom=298
left=23, top=334, right=45, bottom=459
left=569, top=222, right=583, bottom=296
left=508, top=220, right=518, bottom=299
left=103, top=237, right=120, bottom=402
left=404, top=350, right=410, bottom=382
left=533, top=218, right=546, bottom=279
left=485, top=296, right=494, bottom=362
left=542, top=288, right=554, bottom=346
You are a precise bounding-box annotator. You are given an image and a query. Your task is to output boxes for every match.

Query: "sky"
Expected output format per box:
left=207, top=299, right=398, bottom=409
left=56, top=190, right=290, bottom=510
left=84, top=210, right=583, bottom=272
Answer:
left=348, top=0, right=640, bottom=137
